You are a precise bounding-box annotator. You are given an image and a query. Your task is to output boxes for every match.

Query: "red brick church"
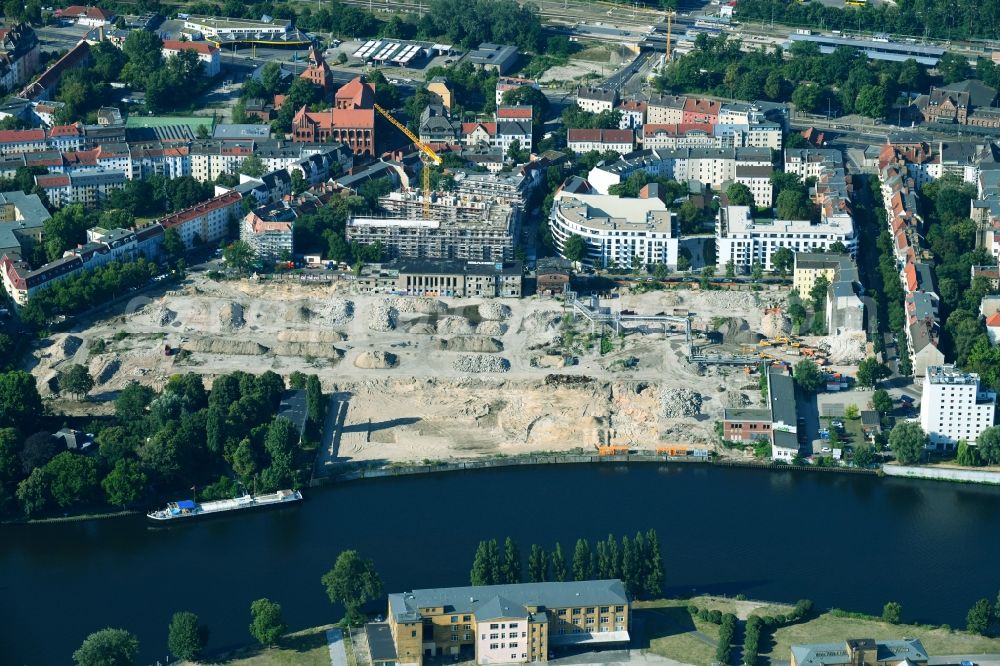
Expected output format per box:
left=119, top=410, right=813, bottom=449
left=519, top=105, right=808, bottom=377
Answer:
left=292, top=76, right=376, bottom=156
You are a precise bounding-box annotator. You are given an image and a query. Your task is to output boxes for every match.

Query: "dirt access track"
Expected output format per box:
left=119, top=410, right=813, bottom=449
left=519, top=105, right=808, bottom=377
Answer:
left=28, top=274, right=814, bottom=464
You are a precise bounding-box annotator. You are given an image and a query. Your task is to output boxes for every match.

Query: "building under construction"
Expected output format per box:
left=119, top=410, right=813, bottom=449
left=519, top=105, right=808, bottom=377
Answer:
left=346, top=189, right=520, bottom=262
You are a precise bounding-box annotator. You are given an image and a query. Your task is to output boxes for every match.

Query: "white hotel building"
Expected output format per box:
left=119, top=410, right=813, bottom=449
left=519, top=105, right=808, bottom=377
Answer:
left=716, top=205, right=857, bottom=271
left=549, top=190, right=679, bottom=269
left=920, top=365, right=996, bottom=450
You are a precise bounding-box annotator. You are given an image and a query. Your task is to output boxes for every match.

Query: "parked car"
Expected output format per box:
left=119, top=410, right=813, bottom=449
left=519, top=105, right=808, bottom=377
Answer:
left=831, top=420, right=844, bottom=429
left=821, top=446, right=832, bottom=453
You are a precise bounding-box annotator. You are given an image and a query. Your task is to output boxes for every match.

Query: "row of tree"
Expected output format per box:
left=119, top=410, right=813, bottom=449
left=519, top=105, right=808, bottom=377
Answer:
left=470, top=531, right=665, bottom=599
left=71, top=548, right=384, bottom=664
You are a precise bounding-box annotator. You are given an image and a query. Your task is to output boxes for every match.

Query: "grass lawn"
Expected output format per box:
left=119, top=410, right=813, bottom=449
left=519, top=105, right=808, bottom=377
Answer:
left=767, top=614, right=1000, bottom=660
left=196, top=624, right=338, bottom=666
left=634, top=599, right=731, bottom=665
left=574, top=45, right=613, bottom=63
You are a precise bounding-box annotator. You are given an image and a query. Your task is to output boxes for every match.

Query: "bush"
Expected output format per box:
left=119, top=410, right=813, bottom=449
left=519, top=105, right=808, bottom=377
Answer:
left=687, top=604, right=699, bottom=616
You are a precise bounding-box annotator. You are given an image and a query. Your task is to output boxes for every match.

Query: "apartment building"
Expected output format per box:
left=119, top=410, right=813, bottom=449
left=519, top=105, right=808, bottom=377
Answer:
left=383, top=580, right=630, bottom=665
left=575, top=86, right=619, bottom=114
left=716, top=205, right=857, bottom=271
left=495, top=76, right=539, bottom=106
left=920, top=365, right=997, bottom=450
left=550, top=189, right=678, bottom=269
left=1, top=224, right=162, bottom=305
left=0, top=191, right=50, bottom=260
left=161, top=40, right=221, bottom=78
left=240, top=203, right=296, bottom=260
left=587, top=147, right=773, bottom=194
left=0, top=23, right=40, bottom=92
left=35, top=168, right=127, bottom=207
left=641, top=123, right=715, bottom=150
left=646, top=94, right=687, bottom=125
left=182, top=15, right=292, bottom=42
left=784, top=148, right=844, bottom=180
left=566, top=128, right=635, bottom=155
left=158, top=190, right=243, bottom=249
left=347, top=190, right=519, bottom=262
left=356, top=258, right=523, bottom=298
left=617, top=100, right=646, bottom=129
left=733, top=164, right=774, bottom=208
left=0, top=128, right=46, bottom=155
left=794, top=253, right=865, bottom=333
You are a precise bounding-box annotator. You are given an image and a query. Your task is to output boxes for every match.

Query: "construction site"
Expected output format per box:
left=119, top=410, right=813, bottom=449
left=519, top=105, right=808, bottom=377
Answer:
left=27, top=272, right=867, bottom=467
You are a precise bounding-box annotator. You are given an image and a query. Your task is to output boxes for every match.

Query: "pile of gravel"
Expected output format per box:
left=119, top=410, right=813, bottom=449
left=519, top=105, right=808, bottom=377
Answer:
left=158, top=308, right=177, bottom=326
left=726, top=392, right=752, bottom=408
left=478, top=302, right=511, bottom=321
left=327, top=298, right=354, bottom=326
left=476, top=321, right=508, bottom=336
left=661, top=387, right=703, bottom=417
left=393, top=297, right=447, bottom=314
left=368, top=301, right=398, bottom=332
left=453, top=354, right=510, bottom=373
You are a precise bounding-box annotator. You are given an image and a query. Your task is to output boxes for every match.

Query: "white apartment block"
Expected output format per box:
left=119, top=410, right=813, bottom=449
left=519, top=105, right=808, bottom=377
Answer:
left=566, top=129, right=635, bottom=156
left=784, top=148, right=844, bottom=180
left=716, top=205, right=857, bottom=270
left=159, top=190, right=243, bottom=249
left=34, top=168, right=127, bottom=207
left=733, top=165, right=774, bottom=208
left=550, top=190, right=678, bottom=269
left=587, top=147, right=773, bottom=194
left=646, top=94, right=686, bottom=125
left=575, top=86, right=618, bottom=114
left=161, top=40, right=221, bottom=78
left=182, top=15, right=291, bottom=41
left=920, top=365, right=997, bottom=450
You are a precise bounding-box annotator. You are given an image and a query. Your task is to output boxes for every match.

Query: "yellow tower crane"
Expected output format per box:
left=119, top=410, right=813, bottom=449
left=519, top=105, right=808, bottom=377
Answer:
left=374, top=103, right=444, bottom=220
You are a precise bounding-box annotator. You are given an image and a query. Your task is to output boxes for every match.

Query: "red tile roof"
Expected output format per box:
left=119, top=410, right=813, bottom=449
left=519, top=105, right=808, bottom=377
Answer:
left=462, top=122, right=496, bottom=136
left=683, top=98, right=722, bottom=115
left=987, top=313, right=1000, bottom=327
left=60, top=5, right=114, bottom=19
left=643, top=122, right=713, bottom=136
left=497, top=105, right=533, bottom=119
left=0, top=129, right=45, bottom=145
left=36, top=174, right=70, bottom=187
left=49, top=123, right=82, bottom=137
left=162, top=39, right=219, bottom=55
left=567, top=128, right=634, bottom=144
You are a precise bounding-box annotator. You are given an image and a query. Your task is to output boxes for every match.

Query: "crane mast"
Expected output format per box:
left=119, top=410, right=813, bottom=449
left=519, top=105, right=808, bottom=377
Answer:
left=374, top=103, right=444, bottom=220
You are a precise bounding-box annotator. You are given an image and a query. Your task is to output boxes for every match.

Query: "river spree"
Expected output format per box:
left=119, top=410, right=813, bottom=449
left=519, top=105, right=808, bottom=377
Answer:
left=4, top=463, right=1000, bottom=664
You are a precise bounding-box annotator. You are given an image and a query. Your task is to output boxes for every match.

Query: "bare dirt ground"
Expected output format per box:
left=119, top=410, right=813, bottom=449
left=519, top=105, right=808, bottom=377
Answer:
left=28, top=275, right=814, bottom=464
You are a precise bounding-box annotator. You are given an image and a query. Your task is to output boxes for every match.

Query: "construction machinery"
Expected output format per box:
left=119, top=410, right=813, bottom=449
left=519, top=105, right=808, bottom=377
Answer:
left=373, top=103, right=443, bottom=219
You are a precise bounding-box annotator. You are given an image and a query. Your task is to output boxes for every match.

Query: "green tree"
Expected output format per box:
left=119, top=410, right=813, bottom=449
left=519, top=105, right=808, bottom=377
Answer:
left=102, top=458, right=147, bottom=508
left=967, top=598, right=993, bottom=635
left=852, top=443, right=877, bottom=468
left=0, top=370, right=43, bottom=430
left=162, top=227, right=185, bottom=259
left=726, top=182, right=755, bottom=207
left=872, top=389, right=893, bottom=415
left=73, top=628, right=139, bottom=666
left=751, top=260, right=763, bottom=281
left=855, top=84, right=888, bottom=119
left=239, top=154, right=266, bottom=178
left=471, top=538, right=502, bottom=586
left=59, top=364, right=94, bottom=400
left=643, top=528, right=664, bottom=598
left=45, top=452, right=99, bottom=508
left=572, top=538, right=593, bottom=581
left=771, top=247, right=794, bottom=276
left=223, top=240, right=256, bottom=273
left=793, top=359, right=824, bottom=393
left=16, top=467, right=50, bottom=516
left=699, top=265, right=715, bottom=290
left=856, top=358, right=890, bottom=388
left=115, top=382, right=155, bottom=421
left=563, top=234, right=586, bottom=263
left=776, top=190, right=813, bottom=221
left=306, top=374, right=324, bottom=427
left=249, top=598, right=286, bottom=647
left=976, top=426, right=1000, bottom=465
left=957, top=440, right=982, bottom=466
left=551, top=542, right=567, bottom=582
left=168, top=611, right=207, bottom=662
left=527, top=544, right=549, bottom=582
left=882, top=601, right=902, bottom=624
left=725, top=260, right=735, bottom=279
left=322, top=550, right=383, bottom=625
left=502, top=536, right=522, bottom=584
left=889, top=421, right=928, bottom=465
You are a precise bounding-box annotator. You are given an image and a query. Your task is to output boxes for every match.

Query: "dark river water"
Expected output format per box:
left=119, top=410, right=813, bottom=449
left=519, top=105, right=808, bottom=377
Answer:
left=4, top=463, right=1000, bottom=665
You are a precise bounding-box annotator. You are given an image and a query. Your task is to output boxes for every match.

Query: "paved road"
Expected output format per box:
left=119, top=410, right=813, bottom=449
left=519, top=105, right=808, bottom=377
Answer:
left=326, top=628, right=349, bottom=666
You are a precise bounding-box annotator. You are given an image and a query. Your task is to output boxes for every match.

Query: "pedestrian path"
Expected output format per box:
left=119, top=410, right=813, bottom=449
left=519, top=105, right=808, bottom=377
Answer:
left=327, top=627, right=349, bottom=666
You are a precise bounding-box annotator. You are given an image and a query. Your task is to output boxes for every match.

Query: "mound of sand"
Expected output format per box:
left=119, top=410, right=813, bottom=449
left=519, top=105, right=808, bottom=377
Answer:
left=531, top=354, right=566, bottom=368
left=369, top=301, right=397, bottom=331
left=183, top=338, right=268, bottom=355
left=761, top=312, right=791, bottom=339
left=91, top=356, right=121, bottom=385
left=220, top=302, right=245, bottom=329
left=276, top=330, right=345, bottom=343
left=476, top=321, right=508, bottom=336
left=61, top=335, right=83, bottom=358
left=435, top=316, right=474, bottom=335
left=271, top=342, right=343, bottom=359
left=392, top=297, right=447, bottom=314
left=159, top=308, right=177, bottom=326
left=439, top=336, right=504, bottom=353
left=354, top=350, right=399, bottom=369
left=717, top=318, right=761, bottom=345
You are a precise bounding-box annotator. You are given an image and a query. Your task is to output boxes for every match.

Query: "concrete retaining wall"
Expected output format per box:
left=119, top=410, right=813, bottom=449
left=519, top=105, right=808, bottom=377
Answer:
left=883, top=465, right=1000, bottom=485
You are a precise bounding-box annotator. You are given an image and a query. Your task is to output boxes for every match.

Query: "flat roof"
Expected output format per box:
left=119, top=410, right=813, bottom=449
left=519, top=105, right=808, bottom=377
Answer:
left=365, top=623, right=397, bottom=662
left=769, top=371, right=797, bottom=427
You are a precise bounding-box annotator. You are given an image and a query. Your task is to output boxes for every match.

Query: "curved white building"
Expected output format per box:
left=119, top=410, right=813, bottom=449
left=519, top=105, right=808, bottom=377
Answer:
left=550, top=190, right=678, bottom=269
